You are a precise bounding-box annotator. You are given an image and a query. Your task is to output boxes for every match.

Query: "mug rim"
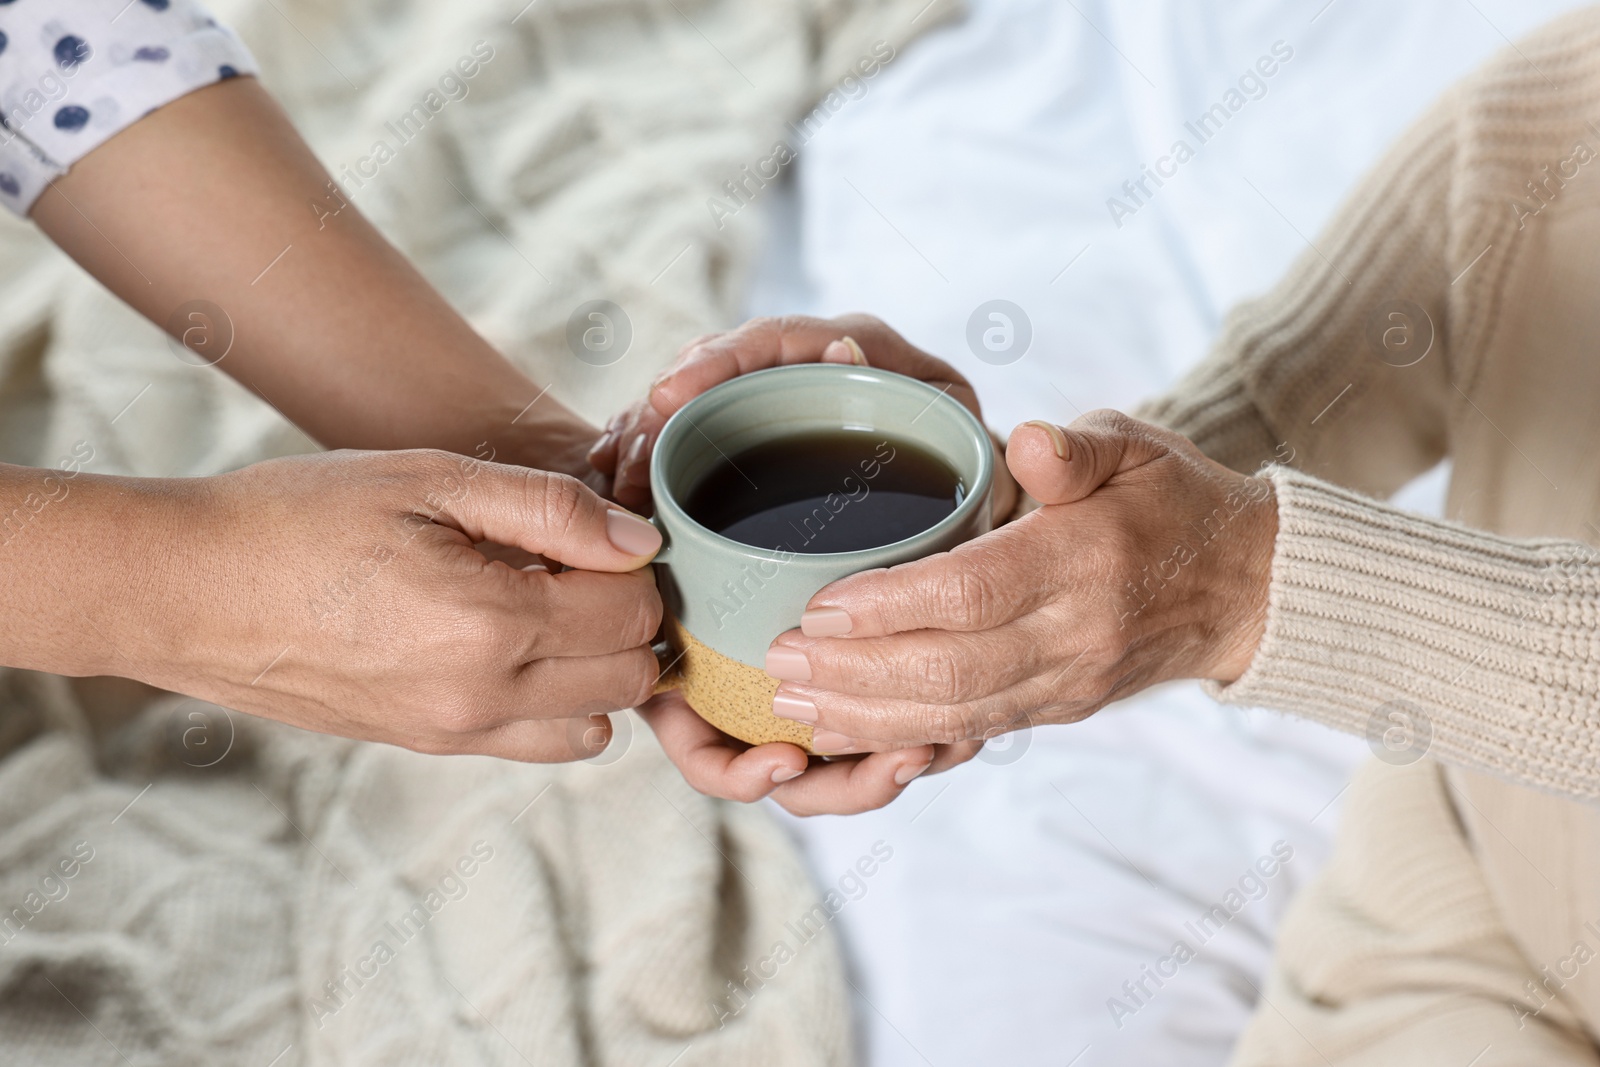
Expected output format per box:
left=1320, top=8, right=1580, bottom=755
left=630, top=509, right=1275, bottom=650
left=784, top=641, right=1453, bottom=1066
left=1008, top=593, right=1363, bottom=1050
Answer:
left=649, top=363, right=994, bottom=561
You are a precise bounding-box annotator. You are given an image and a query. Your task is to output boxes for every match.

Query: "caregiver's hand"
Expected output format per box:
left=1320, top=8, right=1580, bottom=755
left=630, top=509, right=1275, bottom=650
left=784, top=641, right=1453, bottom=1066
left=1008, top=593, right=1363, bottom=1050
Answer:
left=589, top=314, right=1017, bottom=522
left=761, top=412, right=1278, bottom=746
left=637, top=691, right=979, bottom=817
left=0, top=451, right=663, bottom=761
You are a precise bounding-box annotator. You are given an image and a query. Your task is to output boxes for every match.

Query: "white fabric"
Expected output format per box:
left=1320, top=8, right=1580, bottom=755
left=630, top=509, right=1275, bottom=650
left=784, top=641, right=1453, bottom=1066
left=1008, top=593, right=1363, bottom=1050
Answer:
left=743, top=0, right=1590, bottom=1063
left=0, top=0, right=256, bottom=213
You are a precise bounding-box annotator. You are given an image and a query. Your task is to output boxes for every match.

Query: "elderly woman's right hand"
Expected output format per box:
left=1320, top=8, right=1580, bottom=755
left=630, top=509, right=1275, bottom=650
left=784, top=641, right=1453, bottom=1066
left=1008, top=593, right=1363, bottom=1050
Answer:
left=1, top=449, right=664, bottom=760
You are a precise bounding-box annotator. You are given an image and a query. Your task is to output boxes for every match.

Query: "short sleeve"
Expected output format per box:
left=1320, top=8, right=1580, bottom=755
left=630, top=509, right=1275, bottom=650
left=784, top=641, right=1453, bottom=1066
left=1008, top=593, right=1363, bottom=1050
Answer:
left=0, top=0, right=258, bottom=215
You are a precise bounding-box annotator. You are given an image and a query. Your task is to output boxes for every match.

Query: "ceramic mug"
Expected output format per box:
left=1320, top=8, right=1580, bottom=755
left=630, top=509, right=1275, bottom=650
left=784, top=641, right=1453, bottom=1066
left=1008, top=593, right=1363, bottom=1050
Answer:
left=648, top=363, right=994, bottom=752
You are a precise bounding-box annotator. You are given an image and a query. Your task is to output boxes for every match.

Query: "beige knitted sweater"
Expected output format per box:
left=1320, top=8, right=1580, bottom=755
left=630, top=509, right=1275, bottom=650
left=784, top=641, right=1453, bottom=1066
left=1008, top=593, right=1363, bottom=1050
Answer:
left=1141, top=3, right=1600, bottom=1040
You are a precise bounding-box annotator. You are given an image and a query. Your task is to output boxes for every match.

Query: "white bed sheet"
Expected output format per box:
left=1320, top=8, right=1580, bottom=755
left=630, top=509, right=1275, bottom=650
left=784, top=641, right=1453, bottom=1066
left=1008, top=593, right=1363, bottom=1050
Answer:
left=741, top=1, right=1590, bottom=1064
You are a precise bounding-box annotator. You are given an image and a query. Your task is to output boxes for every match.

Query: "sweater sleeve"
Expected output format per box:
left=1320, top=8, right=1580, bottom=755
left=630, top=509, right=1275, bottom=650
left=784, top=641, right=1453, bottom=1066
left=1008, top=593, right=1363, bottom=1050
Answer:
left=1136, top=77, right=1479, bottom=496
left=1138, top=13, right=1600, bottom=799
left=1211, top=465, right=1600, bottom=800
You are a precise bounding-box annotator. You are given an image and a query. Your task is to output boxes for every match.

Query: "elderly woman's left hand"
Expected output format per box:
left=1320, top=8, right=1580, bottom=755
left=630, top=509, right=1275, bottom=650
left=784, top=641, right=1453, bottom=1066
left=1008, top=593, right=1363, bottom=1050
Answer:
left=761, top=411, right=1280, bottom=748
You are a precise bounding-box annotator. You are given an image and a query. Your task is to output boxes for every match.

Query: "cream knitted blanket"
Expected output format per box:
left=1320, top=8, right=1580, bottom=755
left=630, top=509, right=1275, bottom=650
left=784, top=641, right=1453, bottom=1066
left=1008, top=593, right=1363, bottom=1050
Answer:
left=0, top=0, right=955, bottom=1062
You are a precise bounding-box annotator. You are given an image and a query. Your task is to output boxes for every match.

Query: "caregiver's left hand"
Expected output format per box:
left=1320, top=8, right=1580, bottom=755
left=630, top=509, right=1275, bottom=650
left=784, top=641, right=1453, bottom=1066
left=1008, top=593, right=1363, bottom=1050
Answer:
left=762, top=411, right=1279, bottom=748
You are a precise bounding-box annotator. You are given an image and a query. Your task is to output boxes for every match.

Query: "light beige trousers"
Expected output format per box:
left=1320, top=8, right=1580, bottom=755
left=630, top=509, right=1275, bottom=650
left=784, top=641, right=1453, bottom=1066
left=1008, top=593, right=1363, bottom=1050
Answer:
left=1230, top=758, right=1600, bottom=1066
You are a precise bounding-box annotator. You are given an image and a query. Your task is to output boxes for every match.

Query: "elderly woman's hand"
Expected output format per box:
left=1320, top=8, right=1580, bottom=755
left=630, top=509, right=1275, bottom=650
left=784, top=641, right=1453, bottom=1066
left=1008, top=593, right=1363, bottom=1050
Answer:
left=593, top=313, right=1013, bottom=814
left=589, top=314, right=1017, bottom=522
left=760, top=412, right=1279, bottom=748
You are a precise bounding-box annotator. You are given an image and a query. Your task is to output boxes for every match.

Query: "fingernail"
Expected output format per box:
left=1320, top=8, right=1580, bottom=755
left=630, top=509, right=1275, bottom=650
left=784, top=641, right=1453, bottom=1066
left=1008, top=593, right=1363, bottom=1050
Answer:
left=624, top=433, right=649, bottom=468
left=771, top=766, right=804, bottom=784
left=649, top=368, right=675, bottom=392
left=764, top=645, right=812, bottom=682
left=811, top=729, right=856, bottom=754
left=801, top=607, right=852, bottom=637
left=772, top=689, right=818, bottom=723
left=606, top=509, right=662, bottom=557
left=1022, top=420, right=1069, bottom=460
left=894, top=760, right=933, bottom=786
left=587, top=429, right=616, bottom=462
left=841, top=336, right=869, bottom=366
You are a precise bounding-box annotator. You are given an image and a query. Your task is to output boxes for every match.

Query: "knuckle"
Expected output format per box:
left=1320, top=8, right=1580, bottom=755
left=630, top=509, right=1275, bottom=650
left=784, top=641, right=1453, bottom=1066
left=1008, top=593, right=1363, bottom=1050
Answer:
left=623, top=648, right=660, bottom=707
left=909, top=646, right=966, bottom=704
left=927, top=566, right=996, bottom=631
left=629, top=586, right=666, bottom=647
left=920, top=705, right=977, bottom=746
left=525, top=470, right=587, bottom=537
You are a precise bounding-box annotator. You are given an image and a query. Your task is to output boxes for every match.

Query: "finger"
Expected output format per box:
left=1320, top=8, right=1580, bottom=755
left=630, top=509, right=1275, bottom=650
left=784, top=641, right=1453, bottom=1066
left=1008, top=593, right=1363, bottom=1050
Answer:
left=796, top=521, right=1050, bottom=639
left=768, top=677, right=1064, bottom=747
left=587, top=412, right=626, bottom=477
left=765, top=620, right=1048, bottom=705
left=651, top=315, right=978, bottom=419
left=767, top=746, right=937, bottom=817
left=491, top=567, right=661, bottom=659
left=497, top=645, right=658, bottom=725
left=425, top=457, right=661, bottom=571
left=452, top=715, right=604, bottom=763
left=612, top=422, right=660, bottom=509
left=1005, top=409, right=1169, bottom=506
left=638, top=691, right=809, bottom=801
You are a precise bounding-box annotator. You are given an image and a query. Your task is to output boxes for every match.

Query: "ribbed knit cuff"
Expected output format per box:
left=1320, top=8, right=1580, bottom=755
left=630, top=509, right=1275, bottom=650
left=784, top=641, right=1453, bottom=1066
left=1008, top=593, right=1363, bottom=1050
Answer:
left=1208, top=465, right=1600, bottom=800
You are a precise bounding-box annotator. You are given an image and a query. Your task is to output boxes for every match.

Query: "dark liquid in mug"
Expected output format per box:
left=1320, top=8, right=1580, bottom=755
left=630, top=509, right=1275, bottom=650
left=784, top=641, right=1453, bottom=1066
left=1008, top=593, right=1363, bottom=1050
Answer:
left=682, top=429, right=965, bottom=554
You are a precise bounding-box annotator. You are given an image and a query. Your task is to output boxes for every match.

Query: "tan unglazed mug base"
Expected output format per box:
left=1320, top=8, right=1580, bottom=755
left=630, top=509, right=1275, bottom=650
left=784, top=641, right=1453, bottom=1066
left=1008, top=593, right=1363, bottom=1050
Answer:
left=653, top=614, right=816, bottom=753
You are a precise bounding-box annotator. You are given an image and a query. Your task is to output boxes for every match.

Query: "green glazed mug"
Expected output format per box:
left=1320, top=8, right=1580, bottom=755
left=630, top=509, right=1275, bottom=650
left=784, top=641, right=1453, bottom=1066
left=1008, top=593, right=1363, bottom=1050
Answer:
left=648, top=363, right=994, bottom=751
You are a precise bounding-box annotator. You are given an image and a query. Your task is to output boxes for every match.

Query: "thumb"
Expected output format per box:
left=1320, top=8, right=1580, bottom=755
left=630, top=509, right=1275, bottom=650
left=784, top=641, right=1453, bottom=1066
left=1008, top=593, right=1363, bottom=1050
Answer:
left=425, top=459, right=661, bottom=571
left=1005, top=410, right=1169, bottom=505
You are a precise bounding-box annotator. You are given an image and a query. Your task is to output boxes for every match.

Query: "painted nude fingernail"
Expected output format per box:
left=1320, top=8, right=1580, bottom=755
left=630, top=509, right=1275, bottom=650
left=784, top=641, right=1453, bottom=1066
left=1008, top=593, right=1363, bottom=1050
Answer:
left=1022, top=420, right=1069, bottom=460
left=895, top=760, right=933, bottom=786
left=840, top=336, right=869, bottom=366
left=588, top=429, right=616, bottom=462
left=811, top=729, right=856, bottom=754
left=623, top=432, right=649, bottom=469
left=800, top=607, right=852, bottom=637
left=765, top=646, right=812, bottom=682
left=772, top=689, right=819, bottom=723
left=771, top=766, right=804, bottom=784
left=606, top=509, right=662, bottom=557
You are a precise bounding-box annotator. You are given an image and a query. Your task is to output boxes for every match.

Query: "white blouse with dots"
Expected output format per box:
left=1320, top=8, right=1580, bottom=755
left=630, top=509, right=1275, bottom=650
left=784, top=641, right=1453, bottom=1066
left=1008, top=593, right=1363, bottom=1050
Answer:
left=0, top=0, right=257, bottom=215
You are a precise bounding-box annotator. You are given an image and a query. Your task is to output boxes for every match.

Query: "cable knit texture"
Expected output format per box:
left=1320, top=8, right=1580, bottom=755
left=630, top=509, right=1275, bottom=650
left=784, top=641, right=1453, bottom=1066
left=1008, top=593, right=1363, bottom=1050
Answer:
left=0, top=0, right=959, bottom=1063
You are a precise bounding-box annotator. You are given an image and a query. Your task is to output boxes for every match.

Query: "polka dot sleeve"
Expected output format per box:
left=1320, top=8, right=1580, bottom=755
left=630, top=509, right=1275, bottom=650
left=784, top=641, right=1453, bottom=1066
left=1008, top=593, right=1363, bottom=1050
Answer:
left=0, top=0, right=258, bottom=215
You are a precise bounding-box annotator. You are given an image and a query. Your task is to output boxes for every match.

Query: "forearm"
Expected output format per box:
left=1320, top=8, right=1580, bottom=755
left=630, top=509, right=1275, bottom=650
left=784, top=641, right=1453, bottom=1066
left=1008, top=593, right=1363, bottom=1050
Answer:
left=30, top=77, right=596, bottom=476
left=1212, top=465, right=1600, bottom=800
left=0, top=462, right=185, bottom=680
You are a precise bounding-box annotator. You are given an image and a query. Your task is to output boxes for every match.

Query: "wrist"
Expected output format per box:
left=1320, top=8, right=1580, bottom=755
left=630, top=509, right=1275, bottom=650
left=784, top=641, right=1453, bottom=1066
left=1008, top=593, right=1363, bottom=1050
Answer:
left=1206, top=473, right=1277, bottom=683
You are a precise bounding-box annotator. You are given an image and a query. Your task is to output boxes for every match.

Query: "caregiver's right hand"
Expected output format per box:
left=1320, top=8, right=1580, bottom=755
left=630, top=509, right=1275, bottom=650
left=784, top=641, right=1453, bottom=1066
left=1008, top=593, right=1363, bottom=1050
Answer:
left=80, top=450, right=662, bottom=761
